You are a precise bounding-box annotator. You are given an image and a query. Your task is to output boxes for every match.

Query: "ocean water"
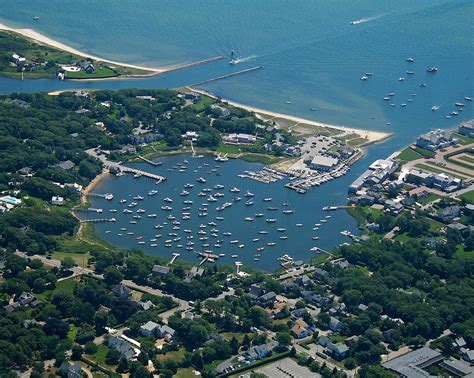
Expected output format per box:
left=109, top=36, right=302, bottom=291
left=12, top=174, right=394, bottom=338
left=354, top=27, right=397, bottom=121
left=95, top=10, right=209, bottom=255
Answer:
left=1, top=0, right=473, bottom=269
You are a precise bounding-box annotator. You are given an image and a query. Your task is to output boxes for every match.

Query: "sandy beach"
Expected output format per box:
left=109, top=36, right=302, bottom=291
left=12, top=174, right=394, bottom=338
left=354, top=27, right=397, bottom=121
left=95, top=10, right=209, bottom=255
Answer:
left=81, top=169, right=109, bottom=205
left=0, top=22, right=164, bottom=73
left=188, top=88, right=392, bottom=144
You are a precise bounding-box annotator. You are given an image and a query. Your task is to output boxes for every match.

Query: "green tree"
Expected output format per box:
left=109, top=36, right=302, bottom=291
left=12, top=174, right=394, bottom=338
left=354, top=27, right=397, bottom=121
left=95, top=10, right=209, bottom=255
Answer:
left=104, top=266, right=124, bottom=285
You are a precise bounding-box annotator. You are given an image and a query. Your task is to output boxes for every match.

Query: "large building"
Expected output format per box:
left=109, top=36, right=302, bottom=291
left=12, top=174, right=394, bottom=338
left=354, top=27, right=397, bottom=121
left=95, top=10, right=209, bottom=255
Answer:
left=382, top=347, right=443, bottom=377
left=406, top=169, right=462, bottom=193
left=415, top=129, right=457, bottom=151
left=308, top=155, right=339, bottom=171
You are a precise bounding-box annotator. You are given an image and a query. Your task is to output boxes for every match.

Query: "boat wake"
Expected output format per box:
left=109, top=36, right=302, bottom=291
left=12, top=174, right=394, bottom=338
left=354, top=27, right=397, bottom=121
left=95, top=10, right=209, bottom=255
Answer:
left=230, top=55, right=257, bottom=65
left=350, top=15, right=382, bottom=25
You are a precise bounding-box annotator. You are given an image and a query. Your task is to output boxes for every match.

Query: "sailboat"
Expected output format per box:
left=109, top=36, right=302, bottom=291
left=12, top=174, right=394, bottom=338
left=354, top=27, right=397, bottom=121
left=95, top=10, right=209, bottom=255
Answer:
left=285, top=96, right=292, bottom=105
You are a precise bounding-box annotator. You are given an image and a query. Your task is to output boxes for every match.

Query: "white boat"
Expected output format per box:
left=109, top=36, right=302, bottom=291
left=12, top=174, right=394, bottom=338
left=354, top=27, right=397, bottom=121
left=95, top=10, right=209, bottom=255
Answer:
left=399, top=77, right=405, bottom=81
left=180, top=190, right=189, bottom=196
left=244, top=190, right=255, bottom=197
left=133, top=195, right=144, bottom=201
left=266, top=218, right=276, bottom=223
left=245, top=217, right=254, bottom=221
left=431, top=105, right=440, bottom=111
left=164, top=197, right=173, bottom=203
left=360, top=75, right=369, bottom=81
left=197, top=177, right=206, bottom=183
left=230, top=187, right=240, bottom=193
left=263, top=198, right=272, bottom=202
left=148, top=190, right=158, bottom=196
left=406, top=57, right=414, bottom=62
left=464, top=96, right=472, bottom=101
left=282, top=209, right=294, bottom=214
left=255, top=213, right=264, bottom=217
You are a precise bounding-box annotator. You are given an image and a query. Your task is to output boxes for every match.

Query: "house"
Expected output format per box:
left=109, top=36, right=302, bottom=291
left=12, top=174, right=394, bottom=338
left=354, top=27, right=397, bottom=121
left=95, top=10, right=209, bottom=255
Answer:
left=313, top=268, right=329, bottom=281
left=415, top=129, right=457, bottom=151
left=58, top=160, right=75, bottom=171
left=292, top=323, right=309, bottom=339
left=59, top=361, right=82, bottom=378
left=328, top=317, right=342, bottom=332
left=108, top=336, right=139, bottom=360
left=327, top=343, right=350, bottom=360
left=152, top=264, right=171, bottom=277
left=243, top=344, right=270, bottom=361
left=248, top=284, right=264, bottom=299
left=358, top=304, right=368, bottom=312
left=302, top=291, right=333, bottom=307
left=11, top=54, right=26, bottom=65
left=439, top=205, right=461, bottom=221
left=140, top=321, right=159, bottom=337
left=136, top=300, right=155, bottom=311
left=258, top=291, right=277, bottom=307
left=210, top=104, right=231, bottom=118
left=349, top=159, right=398, bottom=193
left=51, top=196, right=64, bottom=206
left=458, top=120, right=474, bottom=138
left=384, top=200, right=404, bottom=215
left=182, top=131, right=199, bottom=141
left=298, top=274, right=312, bottom=287
left=447, top=223, right=468, bottom=233
left=79, top=60, right=95, bottom=74
left=439, top=358, right=473, bottom=377
left=333, top=259, right=351, bottom=270
left=329, top=302, right=347, bottom=316
left=17, top=167, right=33, bottom=176
left=291, top=308, right=309, bottom=321
left=185, top=266, right=204, bottom=282
left=112, top=283, right=132, bottom=298
left=157, top=325, right=176, bottom=340
left=223, top=133, right=257, bottom=145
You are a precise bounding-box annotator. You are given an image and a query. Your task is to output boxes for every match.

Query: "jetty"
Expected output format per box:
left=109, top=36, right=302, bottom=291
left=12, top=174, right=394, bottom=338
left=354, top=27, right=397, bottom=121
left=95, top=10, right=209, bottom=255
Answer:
left=137, top=155, right=162, bottom=166
left=188, top=66, right=264, bottom=87
left=165, top=55, right=224, bottom=74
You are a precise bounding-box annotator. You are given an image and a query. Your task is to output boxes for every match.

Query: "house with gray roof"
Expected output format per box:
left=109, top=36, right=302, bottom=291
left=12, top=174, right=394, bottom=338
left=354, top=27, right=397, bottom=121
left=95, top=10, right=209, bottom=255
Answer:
left=152, top=264, right=171, bottom=277
left=329, top=316, right=342, bottom=332
left=140, top=320, right=159, bottom=337
left=57, top=160, right=75, bottom=171
left=59, top=361, right=82, bottom=378
left=108, top=336, right=139, bottom=361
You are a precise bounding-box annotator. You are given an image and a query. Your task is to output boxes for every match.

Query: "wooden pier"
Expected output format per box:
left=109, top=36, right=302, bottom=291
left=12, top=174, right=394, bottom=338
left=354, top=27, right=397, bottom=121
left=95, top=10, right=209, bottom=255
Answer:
left=188, top=66, right=264, bottom=87
left=81, top=218, right=116, bottom=223
left=113, top=165, right=166, bottom=182
left=73, top=207, right=103, bottom=213
left=167, top=253, right=180, bottom=266
left=137, top=155, right=162, bottom=166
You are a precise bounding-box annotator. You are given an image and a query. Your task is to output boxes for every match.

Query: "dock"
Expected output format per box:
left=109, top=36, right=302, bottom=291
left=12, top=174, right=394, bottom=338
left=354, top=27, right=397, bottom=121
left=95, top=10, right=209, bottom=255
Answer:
left=137, top=155, right=162, bottom=166
left=73, top=207, right=103, bottom=213
left=165, top=55, right=224, bottom=74
left=87, top=192, right=114, bottom=200
left=167, top=253, right=180, bottom=266
left=188, top=66, right=264, bottom=87
left=81, top=218, right=116, bottom=223
left=115, top=166, right=166, bottom=182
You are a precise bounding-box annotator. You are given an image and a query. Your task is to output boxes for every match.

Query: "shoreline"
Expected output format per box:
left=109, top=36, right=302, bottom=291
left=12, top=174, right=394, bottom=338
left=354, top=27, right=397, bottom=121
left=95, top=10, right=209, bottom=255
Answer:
left=188, top=87, right=393, bottom=144
left=81, top=169, right=110, bottom=205
left=0, top=22, right=224, bottom=79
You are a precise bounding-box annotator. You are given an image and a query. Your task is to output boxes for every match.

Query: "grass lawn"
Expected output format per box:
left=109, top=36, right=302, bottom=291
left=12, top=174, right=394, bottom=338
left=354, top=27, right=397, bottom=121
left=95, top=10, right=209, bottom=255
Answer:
left=346, top=137, right=368, bottom=147
left=240, top=153, right=284, bottom=165
left=189, top=95, right=216, bottom=113
left=459, top=190, right=474, bottom=204
left=426, top=218, right=444, bottom=232
left=175, top=368, right=199, bottom=378
left=455, top=244, right=472, bottom=258
left=156, top=347, right=186, bottom=363
left=398, top=147, right=423, bottom=163
left=90, top=344, right=113, bottom=367
left=52, top=251, right=91, bottom=266
left=36, top=277, right=78, bottom=300
left=65, top=66, right=119, bottom=79
left=68, top=325, right=79, bottom=341
left=413, top=146, right=435, bottom=158
left=415, top=163, right=466, bottom=179
left=459, top=155, right=474, bottom=164
left=217, top=143, right=242, bottom=155
left=453, top=133, right=474, bottom=145
left=221, top=332, right=251, bottom=343
left=419, top=192, right=442, bottom=205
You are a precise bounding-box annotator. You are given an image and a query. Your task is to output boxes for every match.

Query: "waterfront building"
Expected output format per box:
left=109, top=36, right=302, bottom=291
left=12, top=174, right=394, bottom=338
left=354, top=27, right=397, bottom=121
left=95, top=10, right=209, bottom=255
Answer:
left=349, top=159, right=397, bottom=193
left=415, top=129, right=457, bottom=151
left=382, top=347, right=443, bottom=377
left=223, top=133, right=256, bottom=145
left=458, top=120, right=474, bottom=138
left=308, top=155, right=339, bottom=171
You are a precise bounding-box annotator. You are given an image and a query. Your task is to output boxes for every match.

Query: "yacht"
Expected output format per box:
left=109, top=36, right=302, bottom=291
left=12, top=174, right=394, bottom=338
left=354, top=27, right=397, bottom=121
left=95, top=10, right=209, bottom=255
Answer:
left=233, top=197, right=242, bottom=202
left=277, top=228, right=286, bottom=232
left=255, top=213, right=264, bottom=217
left=119, top=199, right=127, bottom=204
left=214, top=184, right=225, bottom=190
left=282, top=209, right=294, bottom=214
left=133, top=195, right=144, bottom=201
left=180, top=190, right=189, bottom=196
left=148, top=190, right=158, bottom=196
left=455, top=102, right=465, bottom=107
left=296, top=223, right=303, bottom=227
left=244, top=190, right=255, bottom=197
left=464, top=96, right=472, bottom=101
left=164, top=197, right=173, bottom=203
left=280, top=236, right=288, bottom=240
left=259, top=230, right=269, bottom=234
left=252, top=238, right=260, bottom=242
left=230, top=187, right=240, bottom=193
left=399, top=77, right=405, bottom=81
left=245, top=200, right=254, bottom=206
left=245, top=217, right=254, bottom=221
left=406, top=70, right=414, bottom=75
left=184, top=183, right=194, bottom=189
left=405, top=57, right=414, bottom=62
left=266, top=218, right=276, bottom=223
left=263, top=198, right=272, bottom=202
left=197, top=177, right=206, bottom=183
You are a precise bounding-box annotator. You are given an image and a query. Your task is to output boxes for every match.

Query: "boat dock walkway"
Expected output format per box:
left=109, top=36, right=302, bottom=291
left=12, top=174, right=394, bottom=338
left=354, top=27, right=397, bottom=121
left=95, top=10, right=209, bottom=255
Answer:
left=120, top=166, right=166, bottom=182
left=167, top=253, right=180, bottom=266
left=137, top=155, right=162, bottom=166
left=80, top=218, right=116, bottom=223
left=189, top=66, right=264, bottom=87
left=73, top=207, right=103, bottom=213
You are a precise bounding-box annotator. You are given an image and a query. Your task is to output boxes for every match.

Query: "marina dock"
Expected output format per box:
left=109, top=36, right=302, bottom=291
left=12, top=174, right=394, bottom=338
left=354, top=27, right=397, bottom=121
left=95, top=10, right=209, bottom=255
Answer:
left=137, top=155, right=162, bottom=166
left=188, top=66, right=264, bottom=87
left=120, top=166, right=166, bottom=181
left=80, top=218, right=116, bottom=223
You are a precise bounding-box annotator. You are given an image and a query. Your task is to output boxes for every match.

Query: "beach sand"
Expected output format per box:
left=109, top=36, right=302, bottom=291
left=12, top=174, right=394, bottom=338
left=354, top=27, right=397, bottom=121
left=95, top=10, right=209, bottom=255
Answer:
left=81, top=169, right=110, bottom=205
left=189, top=88, right=392, bottom=144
